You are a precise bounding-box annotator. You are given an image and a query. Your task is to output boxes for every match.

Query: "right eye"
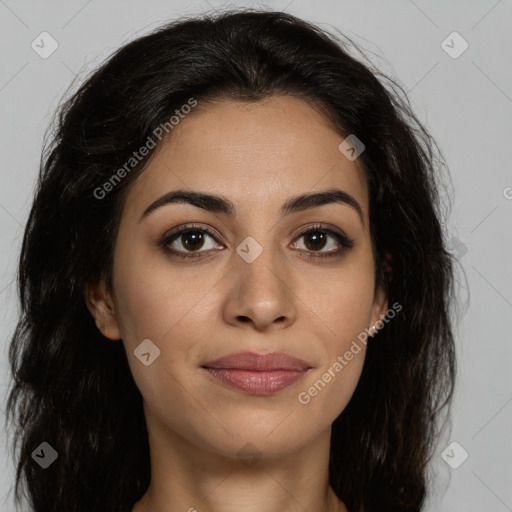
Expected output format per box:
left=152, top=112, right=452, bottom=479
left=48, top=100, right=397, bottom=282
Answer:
left=159, top=224, right=224, bottom=259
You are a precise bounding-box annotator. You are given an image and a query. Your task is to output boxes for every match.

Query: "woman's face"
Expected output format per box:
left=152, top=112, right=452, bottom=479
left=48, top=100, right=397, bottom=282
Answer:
left=89, top=95, right=387, bottom=461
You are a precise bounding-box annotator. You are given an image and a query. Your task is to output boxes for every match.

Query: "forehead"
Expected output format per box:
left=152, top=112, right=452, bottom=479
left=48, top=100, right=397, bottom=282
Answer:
left=124, top=95, right=369, bottom=223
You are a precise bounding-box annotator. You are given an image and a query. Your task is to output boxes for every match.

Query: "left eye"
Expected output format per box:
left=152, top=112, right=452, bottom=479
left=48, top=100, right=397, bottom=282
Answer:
left=159, top=224, right=354, bottom=259
left=290, top=226, right=355, bottom=259
left=292, top=228, right=346, bottom=253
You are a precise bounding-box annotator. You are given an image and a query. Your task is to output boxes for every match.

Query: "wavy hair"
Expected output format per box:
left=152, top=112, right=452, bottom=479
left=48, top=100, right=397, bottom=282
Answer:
left=5, top=8, right=458, bottom=512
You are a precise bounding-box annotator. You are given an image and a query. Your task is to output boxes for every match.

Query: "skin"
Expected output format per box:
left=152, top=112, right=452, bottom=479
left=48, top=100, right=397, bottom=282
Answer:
left=85, top=95, right=388, bottom=512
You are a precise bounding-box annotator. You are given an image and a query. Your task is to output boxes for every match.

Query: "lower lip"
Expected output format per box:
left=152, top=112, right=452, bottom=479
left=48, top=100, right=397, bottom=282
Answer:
left=203, top=368, right=309, bottom=395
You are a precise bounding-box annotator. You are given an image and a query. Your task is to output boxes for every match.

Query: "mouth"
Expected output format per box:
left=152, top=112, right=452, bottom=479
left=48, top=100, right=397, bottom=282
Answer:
left=201, top=352, right=312, bottom=395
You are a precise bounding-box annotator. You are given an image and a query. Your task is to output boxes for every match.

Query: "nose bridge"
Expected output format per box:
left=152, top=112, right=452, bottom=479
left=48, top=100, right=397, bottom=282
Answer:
left=235, top=230, right=286, bottom=291
left=226, top=229, right=295, bottom=328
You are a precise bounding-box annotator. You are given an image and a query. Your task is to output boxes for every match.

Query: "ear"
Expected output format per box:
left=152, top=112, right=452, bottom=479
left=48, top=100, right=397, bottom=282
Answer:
left=84, top=279, right=121, bottom=340
left=369, top=285, right=388, bottom=337
left=369, top=253, right=392, bottom=337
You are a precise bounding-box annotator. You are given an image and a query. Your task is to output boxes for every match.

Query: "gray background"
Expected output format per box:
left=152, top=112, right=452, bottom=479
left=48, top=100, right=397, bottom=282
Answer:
left=0, top=0, right=511, bottom=511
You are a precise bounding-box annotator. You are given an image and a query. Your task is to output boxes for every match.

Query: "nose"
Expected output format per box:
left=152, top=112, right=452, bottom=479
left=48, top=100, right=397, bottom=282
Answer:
left=222, top=243, right=297, bottom=332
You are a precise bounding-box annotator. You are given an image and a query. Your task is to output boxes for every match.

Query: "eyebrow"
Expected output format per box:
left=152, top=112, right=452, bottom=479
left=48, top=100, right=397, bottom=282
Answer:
left=140, top=188, right=364, bottom=225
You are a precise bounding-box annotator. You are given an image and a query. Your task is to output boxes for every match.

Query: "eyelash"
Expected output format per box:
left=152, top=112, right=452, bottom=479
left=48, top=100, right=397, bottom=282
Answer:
left=158, top=223, right=355, bottom=260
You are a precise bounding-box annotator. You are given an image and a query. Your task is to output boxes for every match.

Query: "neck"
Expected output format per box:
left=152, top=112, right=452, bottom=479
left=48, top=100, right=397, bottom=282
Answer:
left=131, top=407, right=347, bottom=512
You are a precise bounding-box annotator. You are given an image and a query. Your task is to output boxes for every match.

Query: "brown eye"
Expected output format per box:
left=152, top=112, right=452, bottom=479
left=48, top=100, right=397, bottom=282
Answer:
left=180, top=230, right=206, bottom=251
left=292, top=226, right=354, bottom=259
left=160, top=225, right=222, bottom=258
left=159, top=223, right=354, bottom=260
left=302, top=231, right=328, bottom=251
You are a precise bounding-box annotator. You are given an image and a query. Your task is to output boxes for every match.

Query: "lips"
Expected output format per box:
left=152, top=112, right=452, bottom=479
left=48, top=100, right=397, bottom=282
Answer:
left=203, top=352, right=311, bottom=371
left=202, top=352, right=311, bottom=395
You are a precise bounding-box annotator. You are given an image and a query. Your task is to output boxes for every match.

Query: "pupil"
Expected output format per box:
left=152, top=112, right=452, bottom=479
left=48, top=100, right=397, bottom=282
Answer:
left=306, top=231, right=326, bottom=251
left=183, top=231, right=204, bottom=250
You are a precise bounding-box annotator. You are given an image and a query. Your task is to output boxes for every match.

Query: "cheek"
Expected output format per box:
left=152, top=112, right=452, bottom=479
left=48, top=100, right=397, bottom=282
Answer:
left=295, top=281, right=371, bottom=425
left=112, top=247, right=215, bottom=344
left=111, top=254, right=219, bottom=392
left=294, top=261, right=374, bottom=417
left=303, top=255, right=376, bottom=345
left=328, top=281, right=375, bottom=345
left=296, top=351, right=366, bottom=435
left=112, top=266, right=200, bottom=424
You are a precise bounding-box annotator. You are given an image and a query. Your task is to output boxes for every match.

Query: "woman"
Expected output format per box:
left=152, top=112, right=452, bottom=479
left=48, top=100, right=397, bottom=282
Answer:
left=5, top=8, right=457, bottom=512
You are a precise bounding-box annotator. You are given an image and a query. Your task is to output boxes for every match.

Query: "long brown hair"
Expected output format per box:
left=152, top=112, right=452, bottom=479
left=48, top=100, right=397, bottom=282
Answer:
left=6, top=9, right=457, bottom=512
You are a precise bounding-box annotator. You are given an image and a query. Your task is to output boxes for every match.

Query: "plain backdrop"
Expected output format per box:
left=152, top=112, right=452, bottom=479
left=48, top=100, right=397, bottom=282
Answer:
left=0, top=1, right=511, bottom=511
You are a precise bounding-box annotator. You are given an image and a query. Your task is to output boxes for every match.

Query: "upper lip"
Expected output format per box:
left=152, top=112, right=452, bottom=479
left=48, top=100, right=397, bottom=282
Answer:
left=202, top=352, right=311, bottom=371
